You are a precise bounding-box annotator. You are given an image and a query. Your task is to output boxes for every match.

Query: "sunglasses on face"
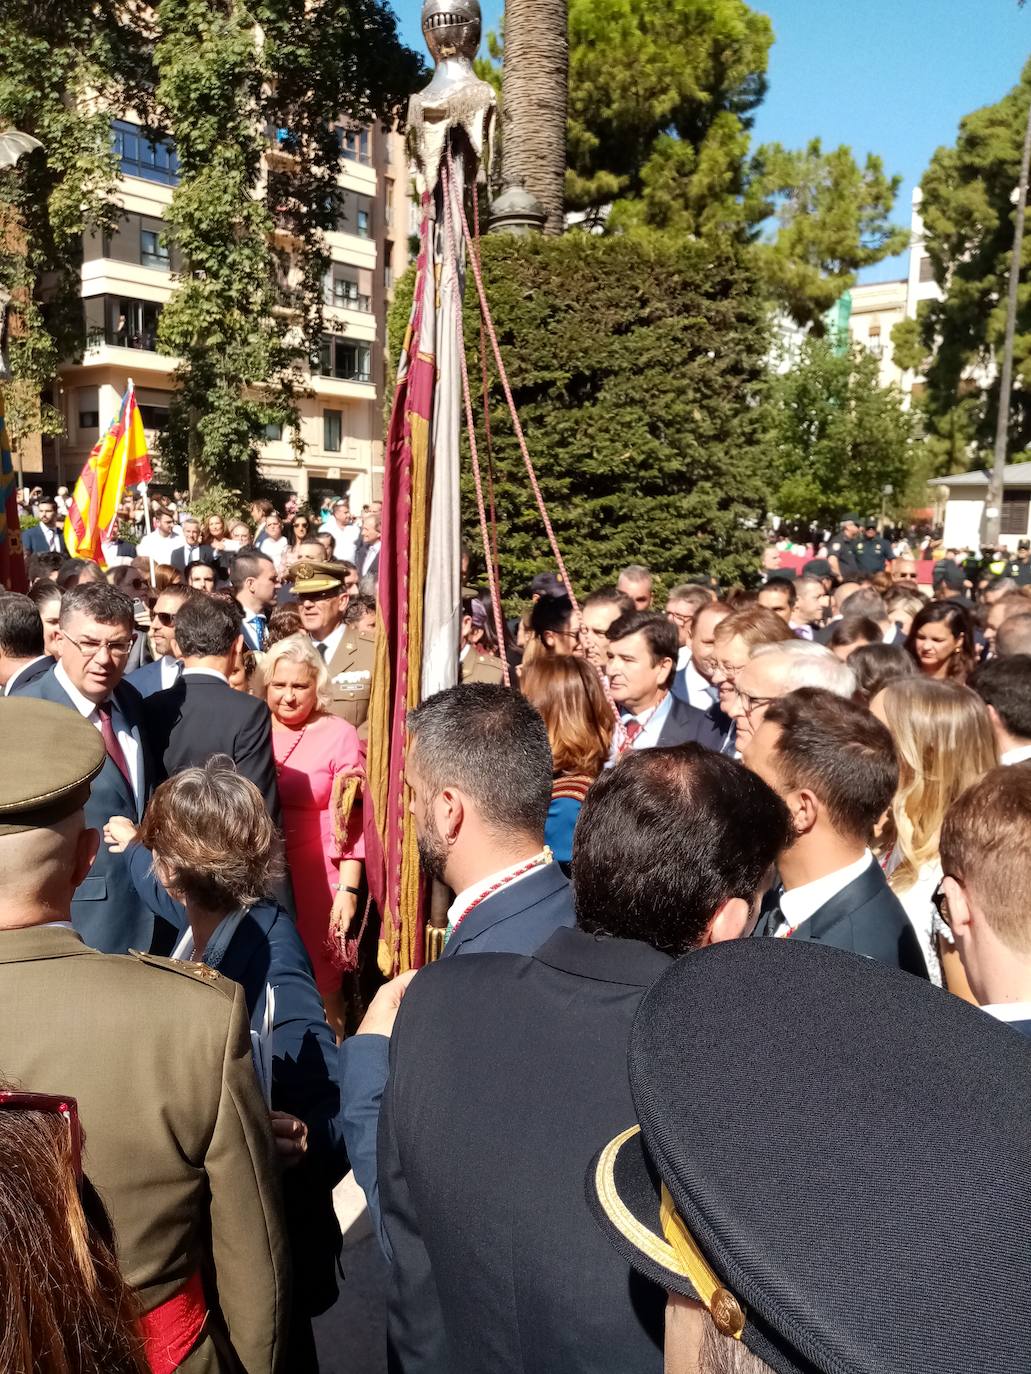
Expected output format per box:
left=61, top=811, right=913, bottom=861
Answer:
left=153, top=611, right=176, bottom=627
left=932, top=877, right=955, bottom=928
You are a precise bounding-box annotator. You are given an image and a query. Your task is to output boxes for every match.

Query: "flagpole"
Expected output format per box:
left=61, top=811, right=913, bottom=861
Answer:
left=128, top=378, right=156, bottom=586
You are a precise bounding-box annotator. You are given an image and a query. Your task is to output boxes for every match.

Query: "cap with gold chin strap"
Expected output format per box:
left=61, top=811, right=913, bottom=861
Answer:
left=0, top=698, right=105, bottom=835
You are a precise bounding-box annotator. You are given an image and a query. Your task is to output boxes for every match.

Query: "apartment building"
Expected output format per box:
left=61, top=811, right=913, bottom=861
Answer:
left=47, top=117, right=410, bottom=506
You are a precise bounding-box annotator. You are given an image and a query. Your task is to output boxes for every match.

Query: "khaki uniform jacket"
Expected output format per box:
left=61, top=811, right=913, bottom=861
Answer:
left=460, top=650, right=505, bottom=686
left=324, top=626, right=376, bottom=735
left=0, top=926, right=289, bottom=1374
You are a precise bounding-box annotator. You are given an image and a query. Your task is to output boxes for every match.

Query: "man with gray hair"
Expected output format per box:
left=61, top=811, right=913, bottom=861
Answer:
left=836, top=587, right=902, bottom=645
left=727, top=640, right=856, bottom=750
left=170, top=515, right=218, bottom=574
left=995, top=612, right=1031, bottom=658
left=617, top=564, right=653, bottom=611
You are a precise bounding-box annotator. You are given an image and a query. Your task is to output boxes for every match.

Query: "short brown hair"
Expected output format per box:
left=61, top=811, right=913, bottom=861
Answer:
left=713, top=606, right=794, bottom=651
left=763, top=688, right=898, bottom=844
left=137, top=758, right=280, bottom=909
left=520, top=656, right=614, bottom=776
left=940, top=765, right=1031, bottom=954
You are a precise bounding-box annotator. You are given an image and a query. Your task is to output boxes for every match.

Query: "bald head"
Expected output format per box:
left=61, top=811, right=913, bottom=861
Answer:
left=0, top=810, right=99, bottom=927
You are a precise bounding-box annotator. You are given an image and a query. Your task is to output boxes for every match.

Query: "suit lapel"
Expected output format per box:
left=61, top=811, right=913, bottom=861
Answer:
left=445, top=865, right=568, bottom=956
left=792, top=863, right=883, bottom=943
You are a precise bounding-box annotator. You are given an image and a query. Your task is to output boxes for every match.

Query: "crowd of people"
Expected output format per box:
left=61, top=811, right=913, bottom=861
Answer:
left=1, top=495, right=1029, bottom=1374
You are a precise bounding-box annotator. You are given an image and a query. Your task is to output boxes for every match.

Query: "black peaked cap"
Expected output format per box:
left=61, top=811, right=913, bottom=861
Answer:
left=588, top=938, right=1031, bottom=1374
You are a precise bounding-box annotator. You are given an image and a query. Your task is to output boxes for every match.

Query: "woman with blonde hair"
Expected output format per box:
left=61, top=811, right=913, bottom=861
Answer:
left=257, top=634, right=364, bottom=1037
left=0, top=1087, right=145, bottom=1373
left=870, top=678, right=997, bottom=988
left=521, top=656, right=614, bottom=872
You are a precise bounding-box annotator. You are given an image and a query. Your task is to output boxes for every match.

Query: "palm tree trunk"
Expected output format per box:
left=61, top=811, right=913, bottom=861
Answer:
left=501, top=0, right=568, bottom=234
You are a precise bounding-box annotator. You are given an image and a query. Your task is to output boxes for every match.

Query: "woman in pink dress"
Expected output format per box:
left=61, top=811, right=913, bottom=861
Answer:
left=259, top=634, right=364, bottom=1039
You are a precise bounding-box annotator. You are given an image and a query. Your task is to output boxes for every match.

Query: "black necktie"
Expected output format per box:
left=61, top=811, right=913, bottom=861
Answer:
left=317, top=642, right=328, bottom=660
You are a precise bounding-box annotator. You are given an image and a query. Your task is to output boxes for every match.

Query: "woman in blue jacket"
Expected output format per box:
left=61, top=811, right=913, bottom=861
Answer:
left=106, top=757, right=346, bottom=1372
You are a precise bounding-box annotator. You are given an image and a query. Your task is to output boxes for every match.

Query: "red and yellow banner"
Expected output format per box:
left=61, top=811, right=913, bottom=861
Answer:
left=64, top=384, right=153, bottom=566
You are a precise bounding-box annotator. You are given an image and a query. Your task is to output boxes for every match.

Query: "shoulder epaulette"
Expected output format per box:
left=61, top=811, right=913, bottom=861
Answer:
left=129, top=949, right=234, bottom=997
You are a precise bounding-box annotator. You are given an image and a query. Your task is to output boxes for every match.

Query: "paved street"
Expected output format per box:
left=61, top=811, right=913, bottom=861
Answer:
left=313, top=1174, right=388, bottom=1374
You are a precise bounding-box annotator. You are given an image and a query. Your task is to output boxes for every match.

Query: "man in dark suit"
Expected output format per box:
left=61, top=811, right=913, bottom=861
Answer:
left=340, top=683, right=575, bottom=1236
left=127, top=585, right=190, bottom=698
left=353, top=509, right=381, bottom=580
left=143, top=593, right=280, bottom=824
left=606, top=609, right=725, bottom=752
left=21, top=496, right=67, bottom=556
left=169, top=515, right=218, bottom=574
left=938, top=764, right=1031, bottom=1036
left=0, top=593, right=52, bottom=696
left=744, top=686, right=928, bottom=976
left=20, top=583, right=159, bottom=953
left=372, top=745, right=791, bottom=1373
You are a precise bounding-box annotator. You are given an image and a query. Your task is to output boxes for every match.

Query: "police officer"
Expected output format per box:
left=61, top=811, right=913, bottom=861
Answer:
left=1005, top=539, right=1031, bottom=586
left=854, top=518, right=893, bottom=575
left=589, top=938, right=1031, bottom=1374
left=0, top=698, right=288, bottom=1372
left=290, top=560, right=375, bottom=734
left=827, top=514, right=860, bottom=581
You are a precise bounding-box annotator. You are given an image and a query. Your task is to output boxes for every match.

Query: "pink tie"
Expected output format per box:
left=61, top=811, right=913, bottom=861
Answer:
left=97, top=702, right=133, bottom=793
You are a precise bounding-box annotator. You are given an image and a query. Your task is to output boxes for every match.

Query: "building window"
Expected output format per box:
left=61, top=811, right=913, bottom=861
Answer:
left=867, top=324, right=882, bottom=357
left=79, top=409, right=100, bottom=429
left=85, top=296, right=163, bottom=351
left=325, top=272, right=371, bottom=312
left=324, top=410, right=343, bottom=452
left=1001, top=495, right=1031, bottom=536
left=140, top=228, right=170, bottom=271
left=356, top=207, right=371, bottom=238
left=318, top=336, right=372, bottom=383
left=138, top=404, right=170, bottom=432
left=919, top=255, right=936, bottom=283
left=111, top=120, right=179, bottom=186
left=338, top=127, right=371, bottom=165
left=264, top=421, right=284, bottom=441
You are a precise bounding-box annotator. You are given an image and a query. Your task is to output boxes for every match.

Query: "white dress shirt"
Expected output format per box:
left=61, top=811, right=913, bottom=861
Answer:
left=623, top=692, right=674, bottom=751
left=679, top=657, right=718, bottom=712
left=54, top=661, right=142, bottom=811
left=776, top=850, right=874, bottom=936
left=1001, top=744, right=1031, bottom=766
left=358, top=539, right=381, bottom=575
left=982, top=1000, right=1031, bottom=1026
left=312, top=622, right=346, bottom=666
left=447, top=852, right=552, bottom=931
left=36, top=523, right=62, bottom=552
left=137, top=530, right=185, bottom=562
left=157, top=655, right=182, bottom=690
left=321, top=521, right=360, bottom=563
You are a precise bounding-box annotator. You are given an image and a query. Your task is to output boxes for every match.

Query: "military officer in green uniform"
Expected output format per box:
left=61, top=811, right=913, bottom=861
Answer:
left=854, top=518, right=893, bottom=575
left=290, top=560, right=376, bottom=735
left=0, top=698, right=288, bottom=1373
left=460, top=595, right=506, bottom=686
left=827, top=514, right=861, bottom=581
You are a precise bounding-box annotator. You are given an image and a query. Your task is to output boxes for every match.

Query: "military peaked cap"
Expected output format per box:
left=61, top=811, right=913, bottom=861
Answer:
left=0, top=697, right=105, bottom=834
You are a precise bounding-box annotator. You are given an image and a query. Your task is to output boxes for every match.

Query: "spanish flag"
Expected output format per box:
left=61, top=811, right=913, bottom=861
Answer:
left=64, top=382, right=153, bottom=566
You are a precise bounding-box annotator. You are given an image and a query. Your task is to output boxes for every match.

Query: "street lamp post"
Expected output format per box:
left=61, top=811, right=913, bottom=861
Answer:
left=985, top=95, right=1031, bottom=548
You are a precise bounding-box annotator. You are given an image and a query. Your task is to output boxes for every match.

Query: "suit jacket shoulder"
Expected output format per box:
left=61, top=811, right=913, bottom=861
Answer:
left=656, top=695, right=725, bottom=751
left=798, top=863, right=929, bottom=977
left=444, top=863, right=576, bottom=957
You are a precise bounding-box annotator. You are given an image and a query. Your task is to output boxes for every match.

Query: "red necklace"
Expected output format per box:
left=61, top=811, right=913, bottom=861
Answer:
left=446, top=849, right=553, bottom=943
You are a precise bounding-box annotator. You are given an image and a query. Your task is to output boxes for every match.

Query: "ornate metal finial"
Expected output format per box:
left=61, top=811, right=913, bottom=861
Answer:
left=421, top=0, right=482, bottom=65
left=408, top=0, right=495, bottom=203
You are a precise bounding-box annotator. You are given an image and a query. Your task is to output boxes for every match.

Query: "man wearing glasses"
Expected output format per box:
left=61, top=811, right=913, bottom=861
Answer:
left=128, top=584, right=191, bottom=698
left=21, top=583, right=159, bottom=955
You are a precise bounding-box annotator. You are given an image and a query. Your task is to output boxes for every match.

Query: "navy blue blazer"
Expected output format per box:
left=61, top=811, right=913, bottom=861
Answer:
left=379, top=927, right=670, bottom=1374
left=22, top=523, right=67, bottom=556
left=170, top=544, right=218, bottom=573
left=340, top=863, right=576, bottom=1245
left=627, top=695, right=727, bottom=752
left=125, top=843, right=347, bottom=1314
left=127, top=657, right=181, bottom=699
left=5, top=655, right=55, bottom=695
left=21, top=668, right=158, bottom=954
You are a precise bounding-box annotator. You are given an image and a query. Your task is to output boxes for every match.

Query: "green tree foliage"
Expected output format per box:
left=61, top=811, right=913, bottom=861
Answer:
left=765, top=338, right=920, bottom=527
left=905, top=60, right=1031, bottom=468
left=390, top=233, right=772, bottom=595
left=0, top=0, right=153, bottom=451
left=750, top=140, right=908, bottom=332
left=0, top=0, right=420, bottom=488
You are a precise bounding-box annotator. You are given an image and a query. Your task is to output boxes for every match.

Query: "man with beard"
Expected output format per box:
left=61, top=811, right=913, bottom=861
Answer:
left=339, top=684, right=574, bottom=1235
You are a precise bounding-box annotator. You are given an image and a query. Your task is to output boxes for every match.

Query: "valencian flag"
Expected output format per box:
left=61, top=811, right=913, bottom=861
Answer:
left=0, top=387, right=28, bottom=592
left=65, top=382, right=152, bottom=566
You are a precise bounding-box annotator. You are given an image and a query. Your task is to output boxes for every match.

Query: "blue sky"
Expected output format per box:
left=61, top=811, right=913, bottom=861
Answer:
left=392, top=0, right=1030, bottom=280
